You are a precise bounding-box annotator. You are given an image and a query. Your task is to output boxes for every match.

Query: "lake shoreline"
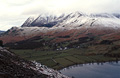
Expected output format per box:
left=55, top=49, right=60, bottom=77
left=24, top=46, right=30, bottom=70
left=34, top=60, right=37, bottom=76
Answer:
left=60, top=61, right=120, bottom=78
left=54, top=57, right=120, bottom=70
left=58, top=60, right=120, bottom=71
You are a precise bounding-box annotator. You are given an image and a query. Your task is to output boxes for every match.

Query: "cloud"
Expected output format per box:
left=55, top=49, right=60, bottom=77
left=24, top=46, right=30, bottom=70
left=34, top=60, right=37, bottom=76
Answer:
left=22, top=0, right=120, bottom=15
left=0, top=0, right=120, bottom=30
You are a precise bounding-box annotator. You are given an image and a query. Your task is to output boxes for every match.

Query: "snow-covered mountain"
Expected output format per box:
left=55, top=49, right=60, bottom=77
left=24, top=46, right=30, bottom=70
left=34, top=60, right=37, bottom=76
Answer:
left=21, top=12, right=120, bottom=28
left=53, top=12, right=120, bottom=29
left=1, top=11, right=120, bottom=44
left=19, top=12, right=120, bottom=35
left=22, top=14, right=66, bottom=27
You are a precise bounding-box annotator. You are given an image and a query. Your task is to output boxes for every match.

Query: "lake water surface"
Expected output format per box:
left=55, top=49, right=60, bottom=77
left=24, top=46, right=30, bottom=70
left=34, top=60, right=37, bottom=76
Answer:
left=60, top=61, right=120, bottom=78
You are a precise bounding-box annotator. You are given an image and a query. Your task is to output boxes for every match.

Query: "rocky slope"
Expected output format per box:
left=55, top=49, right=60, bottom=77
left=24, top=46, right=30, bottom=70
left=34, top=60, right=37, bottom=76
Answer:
left=0, top=47, right=70, bottom=78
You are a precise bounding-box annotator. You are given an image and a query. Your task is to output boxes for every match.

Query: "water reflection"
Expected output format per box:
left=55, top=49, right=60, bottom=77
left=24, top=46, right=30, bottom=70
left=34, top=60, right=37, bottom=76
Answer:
left=60, top=61, right=120, bottom=78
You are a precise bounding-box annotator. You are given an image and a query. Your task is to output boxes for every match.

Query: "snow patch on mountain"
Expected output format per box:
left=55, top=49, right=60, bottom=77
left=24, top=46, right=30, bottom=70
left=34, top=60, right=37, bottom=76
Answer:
left=93, top=17, right=120, bottom=28
left=22, top=16, right=36, bottom=27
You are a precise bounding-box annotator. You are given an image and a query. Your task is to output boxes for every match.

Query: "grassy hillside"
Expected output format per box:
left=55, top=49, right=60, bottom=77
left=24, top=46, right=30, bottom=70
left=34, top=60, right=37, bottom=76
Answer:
left=12, top=44, right=120, bottom=70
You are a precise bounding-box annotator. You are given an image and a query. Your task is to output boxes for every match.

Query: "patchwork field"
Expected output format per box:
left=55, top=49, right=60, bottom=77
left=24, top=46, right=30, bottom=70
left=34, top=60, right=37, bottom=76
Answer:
left=12, top=46, right=120, bottom=70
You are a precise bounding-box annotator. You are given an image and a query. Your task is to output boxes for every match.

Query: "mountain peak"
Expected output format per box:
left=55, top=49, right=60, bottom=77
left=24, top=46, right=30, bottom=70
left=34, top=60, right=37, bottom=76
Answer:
left=22, top=16, right=36, bottom=27
left=21, top=14, right=65, bottom=28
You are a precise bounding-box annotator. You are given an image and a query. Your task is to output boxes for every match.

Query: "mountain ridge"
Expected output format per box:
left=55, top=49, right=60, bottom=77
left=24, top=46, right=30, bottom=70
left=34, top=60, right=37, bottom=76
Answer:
left=1, top=11, right=120, bottom=45
left=21, top=12, right=120, bottom=28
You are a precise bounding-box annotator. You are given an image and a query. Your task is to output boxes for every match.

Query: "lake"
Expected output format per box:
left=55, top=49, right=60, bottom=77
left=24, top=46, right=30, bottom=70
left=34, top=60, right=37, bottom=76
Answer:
left=60, top=61, right=120, bottom=78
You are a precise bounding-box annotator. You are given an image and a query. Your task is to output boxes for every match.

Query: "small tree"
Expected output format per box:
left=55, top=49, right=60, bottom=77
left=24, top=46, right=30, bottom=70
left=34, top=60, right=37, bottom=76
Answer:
left=0, top=40, right=3, bottom=47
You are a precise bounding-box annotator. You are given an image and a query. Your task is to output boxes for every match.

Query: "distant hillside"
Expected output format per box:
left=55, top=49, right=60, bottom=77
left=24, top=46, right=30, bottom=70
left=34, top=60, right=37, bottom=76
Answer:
left=0, top=30, right=5, bottom=34
left=1, top=11, right=120, bottom=51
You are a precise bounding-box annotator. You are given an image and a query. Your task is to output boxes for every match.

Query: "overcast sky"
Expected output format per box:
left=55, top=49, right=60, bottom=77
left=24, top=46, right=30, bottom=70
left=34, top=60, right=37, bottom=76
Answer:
left=0, top=0, right=120, bottom=31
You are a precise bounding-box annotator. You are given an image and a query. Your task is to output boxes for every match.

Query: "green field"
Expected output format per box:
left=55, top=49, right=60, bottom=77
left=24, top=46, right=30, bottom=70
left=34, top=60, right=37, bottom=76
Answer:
left=12, top=47, right=120, bottom=70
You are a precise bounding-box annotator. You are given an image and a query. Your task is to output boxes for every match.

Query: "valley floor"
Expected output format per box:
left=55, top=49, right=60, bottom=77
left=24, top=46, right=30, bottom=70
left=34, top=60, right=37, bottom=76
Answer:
left=12, top=47, right=120, bottom=70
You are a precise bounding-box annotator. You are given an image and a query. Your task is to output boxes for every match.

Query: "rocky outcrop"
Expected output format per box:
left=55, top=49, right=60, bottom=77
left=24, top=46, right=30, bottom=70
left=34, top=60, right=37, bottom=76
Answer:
left=0, top=47, right=70, bottom=78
